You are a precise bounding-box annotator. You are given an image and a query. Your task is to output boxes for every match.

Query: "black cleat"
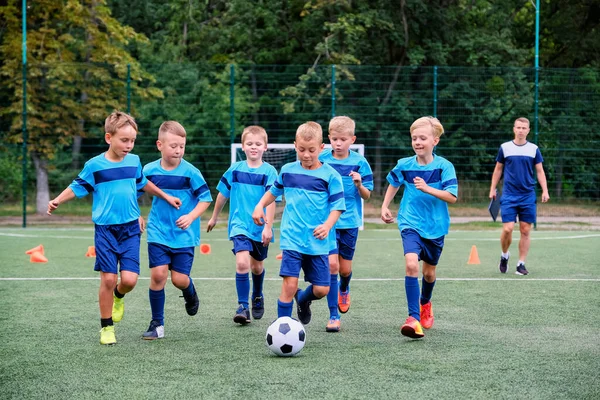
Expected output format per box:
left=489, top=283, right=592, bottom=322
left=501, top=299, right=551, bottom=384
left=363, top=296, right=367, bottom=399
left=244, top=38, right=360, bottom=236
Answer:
left=294, top=289, right=312, bottom=325
left=498, top=254, right=509, bottom=273
left=233, top=305, right=251, bottom=325
left=515, top=264, right=529, bottom=276
left=182, top=292, right=199, bottom=316
left=251, top=295, right=265, bottom=320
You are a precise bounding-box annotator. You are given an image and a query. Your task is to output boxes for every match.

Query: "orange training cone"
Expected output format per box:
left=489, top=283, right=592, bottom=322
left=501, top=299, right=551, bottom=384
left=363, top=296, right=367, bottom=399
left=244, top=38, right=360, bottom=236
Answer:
left=275, top=253, right=283, bottom=260
left=26, top=244, right=44, bottom=255
left=30, top=251, right=48, bottom=263
left=467, top=245, right=481, bottom=265
left=200, top=244, right=211, bottom=255
left=85, top=246, right=96, bottom=257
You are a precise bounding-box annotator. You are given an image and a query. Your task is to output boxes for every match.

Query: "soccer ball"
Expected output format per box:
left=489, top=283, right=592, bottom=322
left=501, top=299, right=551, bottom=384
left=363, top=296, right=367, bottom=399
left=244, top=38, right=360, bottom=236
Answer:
left=265, top=317, right=306, bottom=357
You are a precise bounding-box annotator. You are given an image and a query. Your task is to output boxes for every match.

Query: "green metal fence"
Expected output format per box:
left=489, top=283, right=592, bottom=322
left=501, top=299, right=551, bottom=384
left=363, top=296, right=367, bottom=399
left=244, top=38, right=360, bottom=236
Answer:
left=1, top=64, right=599, bottom=209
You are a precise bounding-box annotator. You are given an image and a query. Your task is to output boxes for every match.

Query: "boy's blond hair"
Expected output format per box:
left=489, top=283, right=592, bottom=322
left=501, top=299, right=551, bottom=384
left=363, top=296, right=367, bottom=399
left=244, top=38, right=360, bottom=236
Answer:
left=158, top=121, right=187, bottom=140
left=514, top=117, right=530, bottom=126
left=241, top=125, right=268, bottom=144
left=105, top=111, right=138, bottom=135
left=329, top=116, right=355, bottom=136
left=410, top=116, right=444, bottom=138
left=296, top=121, right=323, bottom=143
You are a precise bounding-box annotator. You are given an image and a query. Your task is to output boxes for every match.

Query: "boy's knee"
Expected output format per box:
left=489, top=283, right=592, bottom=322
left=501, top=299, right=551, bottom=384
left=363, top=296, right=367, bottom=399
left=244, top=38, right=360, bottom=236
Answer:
left=151, top=269, right=168, bottom=287
left=171, top=274, right=189, bottom=289
left=329, top=260, right=339, bottom=274
left=313, top=285, right=329, bottom=298
left=236, top=260, right=251, bottom=274
left=120, top=275, right=138, bottom=290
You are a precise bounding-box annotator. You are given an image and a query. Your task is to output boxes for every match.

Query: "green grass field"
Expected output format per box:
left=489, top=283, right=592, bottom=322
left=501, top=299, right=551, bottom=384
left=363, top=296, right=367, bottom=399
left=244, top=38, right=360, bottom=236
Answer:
left=1, top=226, right=599, bottom=399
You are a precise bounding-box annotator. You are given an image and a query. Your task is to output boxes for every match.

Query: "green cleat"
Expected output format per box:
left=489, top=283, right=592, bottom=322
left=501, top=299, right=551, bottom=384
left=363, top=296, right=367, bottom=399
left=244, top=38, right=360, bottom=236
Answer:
left=112, top=294, right=125, bottom=323
left=100, top=325, right=116, bottom=345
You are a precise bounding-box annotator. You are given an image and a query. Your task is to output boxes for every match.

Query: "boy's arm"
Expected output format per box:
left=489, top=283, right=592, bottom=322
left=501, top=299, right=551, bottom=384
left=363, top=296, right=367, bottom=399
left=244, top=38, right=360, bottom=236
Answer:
left=47, top=188, right=76, bottom=215
left=142, top=180, right=181, bottom=209
left=536, top=163, right=550, bottom=203
left=489, top=162, right=504, bottom=199
left=261, top=202, right=277, bottom=246
left=413, top=177, right=457, bottom=204
left=313, top=210, right=343, bottom=240
left=252, top=192, right=277, bottom=226
left=206, top=193, right=229, bottom=232
left=381, top=184, right=399, bottom=224
left=176, top=201, right=211, bottom=230
left=349, top=171, right=372, bottom=200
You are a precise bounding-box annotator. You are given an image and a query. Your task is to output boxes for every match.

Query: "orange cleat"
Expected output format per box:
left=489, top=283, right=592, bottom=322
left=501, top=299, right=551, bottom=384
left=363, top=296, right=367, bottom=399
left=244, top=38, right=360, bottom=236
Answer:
left=325, top=318, right=341, bottom=333
left=420, top=302, right=434, bottom=329
left=400, top=316, right=424, bottom=339
left=338, top=288, right=351, bottom=314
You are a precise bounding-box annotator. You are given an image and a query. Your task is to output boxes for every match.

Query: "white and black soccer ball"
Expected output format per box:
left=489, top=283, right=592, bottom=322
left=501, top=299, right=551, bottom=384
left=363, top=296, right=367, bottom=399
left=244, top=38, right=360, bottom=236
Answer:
left=265, top=317, right=306, bottom=357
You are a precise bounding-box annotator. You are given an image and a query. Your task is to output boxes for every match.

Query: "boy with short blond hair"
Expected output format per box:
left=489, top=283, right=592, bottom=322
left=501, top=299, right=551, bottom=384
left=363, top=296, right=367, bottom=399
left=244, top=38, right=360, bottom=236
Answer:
left=207, top=125, right=278, bottom=324
left=319, top=116, right=373, bottom=332
left=48, top=111, right=181, bottom=345
left=381, top=116, right=458, bottom=339
left=252, top=121, right=346, bottom=326
left=140, top=121, right=212, bottom=340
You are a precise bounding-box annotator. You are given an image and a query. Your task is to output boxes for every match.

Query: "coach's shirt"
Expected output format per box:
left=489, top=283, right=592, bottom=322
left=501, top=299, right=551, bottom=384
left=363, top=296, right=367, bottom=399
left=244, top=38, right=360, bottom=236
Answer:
left=496, top=141, right=543, bottom=202
left=144, top=159, right=212, bottom=248
left=319, top=149, right=373, bottom=229
left=270, top=161, right=346, bottom=256
left=69, top=153, right=148, bottom=226
left=387, top=155, right=458, bottom=239
left=216, top=161, right=278, bottom=242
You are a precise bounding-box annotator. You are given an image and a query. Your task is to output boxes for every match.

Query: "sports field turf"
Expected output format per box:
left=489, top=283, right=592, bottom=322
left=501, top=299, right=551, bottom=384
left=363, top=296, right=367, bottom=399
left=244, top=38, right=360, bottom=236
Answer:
left=1, top=227, right=599, bottom=399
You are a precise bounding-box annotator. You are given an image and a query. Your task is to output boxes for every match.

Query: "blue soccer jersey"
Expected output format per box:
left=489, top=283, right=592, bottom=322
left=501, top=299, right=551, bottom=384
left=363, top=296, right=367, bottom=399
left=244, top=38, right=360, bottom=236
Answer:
left=386, top=155, right=458, bottom=239
left=270, top=161, right=346, bottom=256
left=319, top=149, right=373, bottom=229
left=144, top=159, right=212, bottom=248
left=496, top=141, right=543, bottom=200
left=216, top=161, right=278, bottom=242
left=69, top=153, right=148, bottom=225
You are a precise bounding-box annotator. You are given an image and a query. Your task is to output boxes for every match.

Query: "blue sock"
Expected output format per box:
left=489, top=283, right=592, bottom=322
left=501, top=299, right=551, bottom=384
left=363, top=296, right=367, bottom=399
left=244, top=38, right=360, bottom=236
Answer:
left=251, top=269, right=265, bottom=299
left=149, top=288, right=165, bottom=326
left=340, top=272, right=352, bottom=292
left=420, top=278, right=436, bottom=305
left=278, top=299, right=293, bottom=318
left=235, top=272, right=250, bottom=308
left=298, top=285, right=319, bottom=303
left=181, top=277, right=196, bottom=298
left=405, top=276, right=420, bottom=320
left=327, top=274, right=339, bottom=319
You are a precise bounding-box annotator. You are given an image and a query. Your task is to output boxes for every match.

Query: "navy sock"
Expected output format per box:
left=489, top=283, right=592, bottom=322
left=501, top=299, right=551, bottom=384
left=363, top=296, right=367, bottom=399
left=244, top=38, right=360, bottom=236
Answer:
left=235, top=272, right=250, bottom=308
left=405, top=276, right=420, bottom=320
left=149, top=288, right=165, bottom=325
left=340, top=272, right=352, bottom=292
left=100, top=318, right=113, bottom=328
left=277, top=299, right=293, bottom=318
left=298, top=285, right=320, bottom=303
left=181, top=277, right=196, bottom=298
left=420, top=278, right=436, bottom=305
left=114, top=287, right=124, bottom=299
left=327, top=274, right=339, bottom=319
left=251, top=269, right=265, bottom=299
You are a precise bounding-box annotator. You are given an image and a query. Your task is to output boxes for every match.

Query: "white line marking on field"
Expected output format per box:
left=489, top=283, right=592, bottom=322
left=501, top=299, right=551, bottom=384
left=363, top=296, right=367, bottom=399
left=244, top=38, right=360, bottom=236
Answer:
left=1, top=277, right=598, bottom=282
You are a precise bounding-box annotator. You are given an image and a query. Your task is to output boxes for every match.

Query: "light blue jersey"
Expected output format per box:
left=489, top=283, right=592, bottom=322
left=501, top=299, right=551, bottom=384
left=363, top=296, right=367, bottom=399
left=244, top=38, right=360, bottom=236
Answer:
left=69, top=153, right=147, bottom=225
left=270, top=161, right=346, bottom=256
left=496, top=141, right=543, bottom=201
left=144, top=159, right=212, bottom=248
left=216, top=161, right=278, bottom=242
left=386, top=155, right=458, bottom=239
left=319, top=149, right=373, bottom=229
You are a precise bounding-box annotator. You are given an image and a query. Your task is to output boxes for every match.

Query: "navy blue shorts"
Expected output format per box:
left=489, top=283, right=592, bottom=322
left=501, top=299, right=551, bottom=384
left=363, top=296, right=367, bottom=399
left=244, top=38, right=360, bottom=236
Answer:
left=328, top=228, right=359, bottom=260
left=401, top=228, right=444, bottom=266
left=148, top=242, right=195, bottom=275
left=280, top=250, right=329, bottom=286
left=231, top=235, right=269, bottom=261
left=94, top=220, right=141, bottom=274
left=501, top=197, right=537, bottom=224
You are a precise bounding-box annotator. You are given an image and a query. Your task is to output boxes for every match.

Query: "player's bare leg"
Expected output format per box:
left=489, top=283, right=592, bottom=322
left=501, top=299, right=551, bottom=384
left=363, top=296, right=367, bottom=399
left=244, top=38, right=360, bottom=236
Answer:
left=499, top=222, right=514, bottom=273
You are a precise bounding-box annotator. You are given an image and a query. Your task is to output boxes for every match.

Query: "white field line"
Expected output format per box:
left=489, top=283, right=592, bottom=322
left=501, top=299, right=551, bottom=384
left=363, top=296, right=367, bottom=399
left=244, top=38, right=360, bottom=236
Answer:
left=0, top=277, right=598, bottom=282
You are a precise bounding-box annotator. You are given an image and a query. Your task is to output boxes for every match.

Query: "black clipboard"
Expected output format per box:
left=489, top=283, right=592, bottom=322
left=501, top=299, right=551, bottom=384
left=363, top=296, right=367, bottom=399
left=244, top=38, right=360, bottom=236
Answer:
left=488, top=191, right=501, bottom=222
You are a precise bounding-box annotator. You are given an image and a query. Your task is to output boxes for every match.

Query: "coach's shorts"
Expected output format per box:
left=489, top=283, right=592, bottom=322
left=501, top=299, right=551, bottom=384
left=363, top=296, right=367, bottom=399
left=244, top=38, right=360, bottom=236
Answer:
left=231, top=235, right=269, bottom=261
left=328, top=228, right=359, bottom=260
left=401, top=228, right=445, bottom=266
left=280, top=250, right=329, bottom=287
left=148, top=242, right=195, bottom=275
left=501, top=196, right=537, bottom=224
left=94, top=219, right=141, bottom=274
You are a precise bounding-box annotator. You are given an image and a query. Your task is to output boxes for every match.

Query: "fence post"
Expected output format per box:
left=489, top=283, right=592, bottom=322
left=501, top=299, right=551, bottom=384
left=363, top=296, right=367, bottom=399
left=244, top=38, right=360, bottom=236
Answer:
left=331, top=65, right=336, bottom=118
left=433, top=66, right=438, bottom=118
left=21, top=0, right=27, bottom=228
left=126, top=64, right=131, bottom=114
left=229, top=64, right=235, bottom=144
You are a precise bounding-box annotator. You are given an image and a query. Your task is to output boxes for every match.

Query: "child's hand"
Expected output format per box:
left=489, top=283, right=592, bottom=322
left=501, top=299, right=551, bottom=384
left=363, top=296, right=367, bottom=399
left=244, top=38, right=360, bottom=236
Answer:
left=489, top=189, right=497, bottom=200
left=541, top=192, right=550, bottom=203
left=167, top=195, right=182, bottom=209
left=176, top=214, right=194, bottom=230
left=413, top=177, right=430, bottom=192
left=349, top=171, right=362, bottom=187
left=313, top=225, right=330, bottom=240
left=47, top=199, right=59, bottom=215
left=381, top=207, right=394, bottom=224
left=261, top=225, right=273, bottom=247
left=206, top=217, right=217, bottom=232
left=252, top=206, right=266, bottom=226
left=138, top=217, right=146, bottom=233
